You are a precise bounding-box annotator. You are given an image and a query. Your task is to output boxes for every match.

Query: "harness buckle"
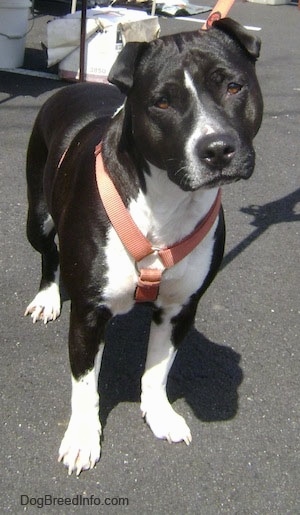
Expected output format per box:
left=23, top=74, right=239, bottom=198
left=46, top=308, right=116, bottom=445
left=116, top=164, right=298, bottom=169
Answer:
left=134, top=267, right=163, bottom=303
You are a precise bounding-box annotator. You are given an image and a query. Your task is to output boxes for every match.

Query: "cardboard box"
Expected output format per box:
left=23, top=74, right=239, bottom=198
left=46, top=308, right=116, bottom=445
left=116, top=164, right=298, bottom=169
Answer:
left=47, top=8, right=160, bottom=83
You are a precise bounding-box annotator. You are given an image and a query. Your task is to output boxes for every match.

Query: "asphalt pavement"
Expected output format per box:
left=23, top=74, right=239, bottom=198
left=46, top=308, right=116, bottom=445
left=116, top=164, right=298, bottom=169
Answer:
left=1, top=1, right=299, bottom=513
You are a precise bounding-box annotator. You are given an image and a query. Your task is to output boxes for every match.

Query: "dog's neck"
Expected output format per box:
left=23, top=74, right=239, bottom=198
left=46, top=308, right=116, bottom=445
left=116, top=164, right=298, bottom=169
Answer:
left=129, top=162, right=219, bottom=248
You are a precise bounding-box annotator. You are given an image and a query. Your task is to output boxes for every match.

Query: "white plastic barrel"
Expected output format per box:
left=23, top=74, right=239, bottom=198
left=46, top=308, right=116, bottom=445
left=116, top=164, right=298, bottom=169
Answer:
left=0, top=0, right=32, bottom=68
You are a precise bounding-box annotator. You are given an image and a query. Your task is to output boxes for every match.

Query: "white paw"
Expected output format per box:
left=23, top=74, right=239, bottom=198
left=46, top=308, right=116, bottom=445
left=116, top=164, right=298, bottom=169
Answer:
left=25, top=284, right=61, bottom=324
left=58, top=418, right=101, bottom=476
left=142, top=402, right=192, bottom=445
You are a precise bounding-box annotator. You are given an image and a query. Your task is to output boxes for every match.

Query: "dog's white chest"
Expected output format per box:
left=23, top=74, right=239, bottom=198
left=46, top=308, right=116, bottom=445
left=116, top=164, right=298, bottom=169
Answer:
left=102, top=177, right=219, bottom=315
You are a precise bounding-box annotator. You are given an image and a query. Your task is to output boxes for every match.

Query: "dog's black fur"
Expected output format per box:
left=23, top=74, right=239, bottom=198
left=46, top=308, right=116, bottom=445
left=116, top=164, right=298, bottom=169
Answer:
left=25, top=19, right=263, bottom=474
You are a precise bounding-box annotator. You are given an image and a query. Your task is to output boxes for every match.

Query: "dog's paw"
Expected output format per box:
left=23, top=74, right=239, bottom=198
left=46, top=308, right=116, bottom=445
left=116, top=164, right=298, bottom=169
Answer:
left=58, top=419, right=101, bottom=476
left=142, top=403, right=192, bottom=445
left=25, top=284, right=61, bottom=324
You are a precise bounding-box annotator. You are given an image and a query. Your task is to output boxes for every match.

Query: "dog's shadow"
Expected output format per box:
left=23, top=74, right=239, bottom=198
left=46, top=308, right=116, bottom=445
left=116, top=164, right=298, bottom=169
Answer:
left=99, top=304, right=243, bottom=428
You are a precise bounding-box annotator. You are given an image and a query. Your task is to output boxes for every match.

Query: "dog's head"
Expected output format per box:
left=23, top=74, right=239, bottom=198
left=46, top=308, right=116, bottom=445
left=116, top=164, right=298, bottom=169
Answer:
left=108, top=18, right=263, bottom=191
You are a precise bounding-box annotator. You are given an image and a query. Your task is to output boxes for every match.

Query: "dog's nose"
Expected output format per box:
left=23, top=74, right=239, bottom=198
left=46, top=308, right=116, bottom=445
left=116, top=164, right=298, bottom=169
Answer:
left=197, top=134, right=236, bottom=169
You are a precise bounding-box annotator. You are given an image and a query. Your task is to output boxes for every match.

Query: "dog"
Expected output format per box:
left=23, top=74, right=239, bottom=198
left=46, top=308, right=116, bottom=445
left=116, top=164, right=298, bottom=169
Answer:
left=25, top=18, right=263, bottom=475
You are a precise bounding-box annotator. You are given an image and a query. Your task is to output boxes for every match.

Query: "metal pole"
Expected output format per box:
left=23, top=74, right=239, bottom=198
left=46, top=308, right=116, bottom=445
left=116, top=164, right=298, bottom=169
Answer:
left=79, top=0, right=87, bottom=82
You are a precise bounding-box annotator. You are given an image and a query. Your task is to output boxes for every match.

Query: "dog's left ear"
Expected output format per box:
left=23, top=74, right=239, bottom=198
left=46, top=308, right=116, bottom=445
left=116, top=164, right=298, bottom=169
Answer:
left=108, top=42, right=150, bottom=94
left=212, top=18, right=261, bottom=60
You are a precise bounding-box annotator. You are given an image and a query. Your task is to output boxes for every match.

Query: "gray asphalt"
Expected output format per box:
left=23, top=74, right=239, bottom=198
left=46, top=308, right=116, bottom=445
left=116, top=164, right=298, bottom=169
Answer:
left=1, top=1, right=299, bottom=513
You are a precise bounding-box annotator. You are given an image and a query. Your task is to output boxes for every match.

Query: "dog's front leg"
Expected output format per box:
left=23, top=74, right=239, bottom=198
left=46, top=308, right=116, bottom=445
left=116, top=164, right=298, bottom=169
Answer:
left=141, top=314, right=192, bottom=445
left=58, top=307, right=107, bottom=475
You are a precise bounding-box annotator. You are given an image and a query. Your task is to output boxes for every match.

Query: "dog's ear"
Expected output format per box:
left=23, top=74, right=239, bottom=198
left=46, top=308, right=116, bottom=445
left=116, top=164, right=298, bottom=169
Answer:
left=212, top=18, right=261, bottom=60
left=108, top=42, right=150, bottom=94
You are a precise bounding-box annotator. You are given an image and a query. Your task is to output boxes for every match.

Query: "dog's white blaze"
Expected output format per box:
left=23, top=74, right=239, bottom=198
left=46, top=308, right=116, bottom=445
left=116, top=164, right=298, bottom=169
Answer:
left=58, top=345, right=104, bottom=475
left=184, top=70, right=217, bottom=136
left=184, top=70, right=222, bottom=179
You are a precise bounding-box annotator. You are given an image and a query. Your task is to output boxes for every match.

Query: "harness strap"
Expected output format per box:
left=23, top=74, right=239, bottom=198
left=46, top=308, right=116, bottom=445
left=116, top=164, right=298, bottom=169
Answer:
left=95, top=143, right=221, bottom=302
left=95, top=143, right=153, bottom=262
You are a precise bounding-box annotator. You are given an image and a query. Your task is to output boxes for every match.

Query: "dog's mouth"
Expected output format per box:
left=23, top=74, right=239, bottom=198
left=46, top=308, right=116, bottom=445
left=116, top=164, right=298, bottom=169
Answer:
left=172, top=168, right=253, bottom=192
left=202, top=173, right=246, bottom=189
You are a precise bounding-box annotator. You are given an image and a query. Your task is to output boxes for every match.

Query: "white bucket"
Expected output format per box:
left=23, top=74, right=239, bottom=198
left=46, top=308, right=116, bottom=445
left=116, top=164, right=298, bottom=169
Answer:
left=0, top=0, right=32, bottom=68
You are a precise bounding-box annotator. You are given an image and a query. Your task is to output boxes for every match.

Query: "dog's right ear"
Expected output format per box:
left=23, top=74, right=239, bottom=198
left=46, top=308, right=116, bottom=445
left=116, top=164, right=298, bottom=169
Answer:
left=108, top=42, right=150, bottom=94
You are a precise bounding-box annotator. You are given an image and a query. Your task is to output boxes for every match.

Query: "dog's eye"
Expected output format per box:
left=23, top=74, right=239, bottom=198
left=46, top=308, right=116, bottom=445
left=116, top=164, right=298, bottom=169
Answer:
left=227, top=82, right=243, bottom=95
left=154, top=97, right=170, bottom=109
left=210, top=71, right=225, bottom=85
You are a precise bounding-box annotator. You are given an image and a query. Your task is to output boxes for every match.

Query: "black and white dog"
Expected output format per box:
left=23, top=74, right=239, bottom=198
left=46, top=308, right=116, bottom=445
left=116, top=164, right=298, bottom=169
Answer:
left=25, top=19, right=263, bottom=475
